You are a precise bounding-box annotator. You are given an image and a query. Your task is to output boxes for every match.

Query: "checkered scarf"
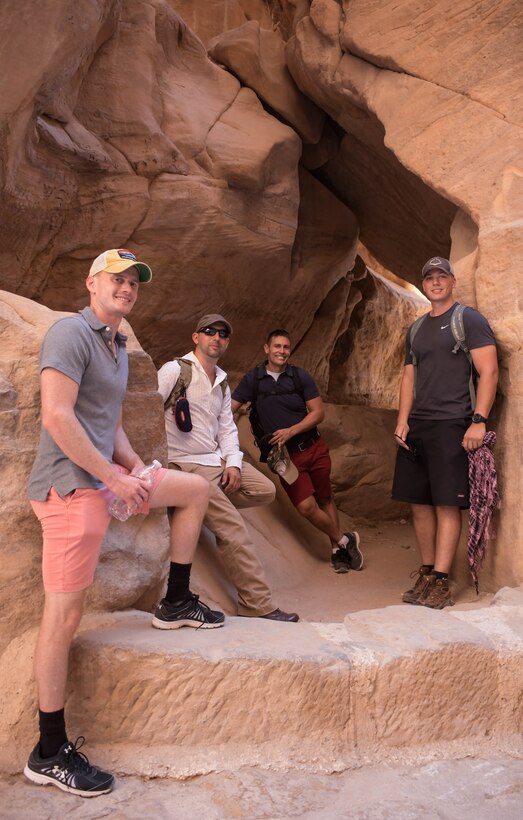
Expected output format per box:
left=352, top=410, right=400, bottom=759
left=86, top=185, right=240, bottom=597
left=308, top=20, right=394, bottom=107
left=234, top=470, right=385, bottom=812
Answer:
left=467, top=431, right=500, bottom=593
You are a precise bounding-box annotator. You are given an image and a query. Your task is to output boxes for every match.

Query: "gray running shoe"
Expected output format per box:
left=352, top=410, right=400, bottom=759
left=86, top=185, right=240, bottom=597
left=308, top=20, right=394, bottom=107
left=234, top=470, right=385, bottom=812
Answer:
left=24, top=737, right=114, bottom=797
left=152, top=593, right=225, bottom=629
left=331, top=546, right=351, bottom=573
left=344, top=531, right=363, bottom=571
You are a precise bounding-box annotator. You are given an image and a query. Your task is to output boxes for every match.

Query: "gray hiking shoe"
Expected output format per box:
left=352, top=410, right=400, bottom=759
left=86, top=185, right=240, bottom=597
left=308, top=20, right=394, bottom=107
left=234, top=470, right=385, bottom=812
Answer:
left=344, top=531, right=363, bottom=570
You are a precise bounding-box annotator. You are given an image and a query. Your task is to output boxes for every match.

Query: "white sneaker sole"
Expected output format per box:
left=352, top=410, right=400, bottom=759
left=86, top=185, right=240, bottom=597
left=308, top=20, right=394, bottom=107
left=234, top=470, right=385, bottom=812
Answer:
left=23, top=765, right=113, bottom=797
left=151, top=616, right=224, bottom=630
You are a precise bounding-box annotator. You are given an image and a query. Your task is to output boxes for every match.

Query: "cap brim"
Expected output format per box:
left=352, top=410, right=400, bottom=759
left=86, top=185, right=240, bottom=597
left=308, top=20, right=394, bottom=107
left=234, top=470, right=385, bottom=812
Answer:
left=103, top=260, right=152, bottom=283
left=280, top=460, right=299, bottom=485
left=422, top=268, right=454, bottom=279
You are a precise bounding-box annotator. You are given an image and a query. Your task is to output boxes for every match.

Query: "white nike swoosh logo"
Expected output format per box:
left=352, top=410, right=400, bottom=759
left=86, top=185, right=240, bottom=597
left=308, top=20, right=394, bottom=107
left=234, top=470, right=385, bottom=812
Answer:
left=440, top=324, right=450, bottom=329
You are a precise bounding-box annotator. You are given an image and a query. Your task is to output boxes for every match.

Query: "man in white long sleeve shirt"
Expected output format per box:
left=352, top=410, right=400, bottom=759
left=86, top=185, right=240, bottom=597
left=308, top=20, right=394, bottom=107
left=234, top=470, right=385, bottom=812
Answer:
left=157, top=314, right=299, bottom=622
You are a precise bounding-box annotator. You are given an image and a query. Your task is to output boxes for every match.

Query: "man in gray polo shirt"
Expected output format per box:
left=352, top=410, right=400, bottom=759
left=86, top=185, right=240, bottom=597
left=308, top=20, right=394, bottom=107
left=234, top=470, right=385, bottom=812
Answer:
left=24, top=249, right=223, bottom=798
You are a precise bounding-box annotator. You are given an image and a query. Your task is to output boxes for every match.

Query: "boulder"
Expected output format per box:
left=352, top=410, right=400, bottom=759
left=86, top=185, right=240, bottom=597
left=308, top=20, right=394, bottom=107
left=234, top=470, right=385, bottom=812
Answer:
left=0, top=290, right=169, bottom=654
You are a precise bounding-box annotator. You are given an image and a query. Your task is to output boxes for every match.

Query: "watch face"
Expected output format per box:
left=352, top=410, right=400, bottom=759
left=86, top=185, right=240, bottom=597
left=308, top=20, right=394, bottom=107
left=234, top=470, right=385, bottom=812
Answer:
left=472, top=413, right=486, bottom=423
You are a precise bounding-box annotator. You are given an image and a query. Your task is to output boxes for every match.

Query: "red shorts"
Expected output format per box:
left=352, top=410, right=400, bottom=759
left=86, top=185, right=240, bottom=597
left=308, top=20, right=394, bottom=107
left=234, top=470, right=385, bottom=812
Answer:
left=280, top=437, right=333, bottom=506
left=30, top=464, right=166, bottom=593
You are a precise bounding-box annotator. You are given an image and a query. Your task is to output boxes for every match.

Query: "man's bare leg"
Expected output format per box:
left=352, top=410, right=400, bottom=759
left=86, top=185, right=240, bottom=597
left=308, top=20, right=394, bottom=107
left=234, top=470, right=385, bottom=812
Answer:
left=317, top=496, right=341, bottom=548
left=411, top=503, right=437, bottom=566
left=407, top=504, right=459, bottom=608
left=149, top=470, right=210, bottom=562
left=35, top=590, right=85, bottom=713
left=297, top=495, right=362, bottom=571
left=296, top=495, right=344, bottom=541
left=149, top=470, right=224, bottom=629
left=434, top=505, right=462, bottom=573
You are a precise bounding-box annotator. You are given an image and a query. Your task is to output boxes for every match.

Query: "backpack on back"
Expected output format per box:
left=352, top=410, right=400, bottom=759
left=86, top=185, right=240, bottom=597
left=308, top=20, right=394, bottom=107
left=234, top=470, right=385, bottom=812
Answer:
left=248, top=365, right=305, bottom=462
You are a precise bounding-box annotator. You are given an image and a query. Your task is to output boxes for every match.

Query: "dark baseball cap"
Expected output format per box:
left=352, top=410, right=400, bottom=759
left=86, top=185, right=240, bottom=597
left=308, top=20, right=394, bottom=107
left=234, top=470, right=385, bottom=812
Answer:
left=421, top=257, right=455, bottom=278
left=195, top=313, right=233, bottom=334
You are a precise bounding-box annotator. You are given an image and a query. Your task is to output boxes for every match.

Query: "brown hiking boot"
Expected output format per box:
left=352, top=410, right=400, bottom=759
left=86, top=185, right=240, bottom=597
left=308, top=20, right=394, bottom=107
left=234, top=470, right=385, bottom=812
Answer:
left=418, top=577, right=454, bottom=609
left=402, top=566, right=433, bottom=604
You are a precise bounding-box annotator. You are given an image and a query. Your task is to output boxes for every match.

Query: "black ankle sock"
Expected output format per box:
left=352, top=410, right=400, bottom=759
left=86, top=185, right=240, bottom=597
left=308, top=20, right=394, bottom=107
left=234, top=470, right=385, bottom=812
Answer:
left=39, top=708, right=67, bottom=759
left=165, top=562, right=192, bottom=604
left=421, top=564, right=434, bottom=573
left=432, top=570, right=448, bottom=580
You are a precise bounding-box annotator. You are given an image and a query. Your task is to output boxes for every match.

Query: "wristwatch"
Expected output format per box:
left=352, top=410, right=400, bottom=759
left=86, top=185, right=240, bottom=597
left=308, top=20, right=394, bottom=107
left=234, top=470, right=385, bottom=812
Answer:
left=471, top=413, right=488, bottom=424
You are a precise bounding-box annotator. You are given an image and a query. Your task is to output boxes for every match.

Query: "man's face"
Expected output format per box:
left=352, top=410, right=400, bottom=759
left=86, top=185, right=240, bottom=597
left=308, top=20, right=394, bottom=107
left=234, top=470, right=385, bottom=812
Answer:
left=87, top=267, right=140, bottom=318
left=192, top=323, right=230, bottom=361
left=422, top=270, right=455, bottom=303
left=264, top=335, right=291, bottom=371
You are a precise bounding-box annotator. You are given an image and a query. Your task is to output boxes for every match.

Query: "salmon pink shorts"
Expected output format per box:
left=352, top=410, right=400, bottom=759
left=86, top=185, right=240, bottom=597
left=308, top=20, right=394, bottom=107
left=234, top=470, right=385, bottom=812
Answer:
left=30, top=464, right=166, bottom=593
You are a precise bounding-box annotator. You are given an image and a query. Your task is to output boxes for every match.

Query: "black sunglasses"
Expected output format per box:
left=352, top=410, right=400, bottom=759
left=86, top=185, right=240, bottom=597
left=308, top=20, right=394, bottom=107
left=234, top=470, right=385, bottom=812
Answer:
left=199, top=326, right=230, bottom=339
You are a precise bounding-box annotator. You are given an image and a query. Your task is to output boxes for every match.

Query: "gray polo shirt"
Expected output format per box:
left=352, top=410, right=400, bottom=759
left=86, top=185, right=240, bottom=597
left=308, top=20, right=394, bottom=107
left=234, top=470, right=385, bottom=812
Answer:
left=27, top=307, right=129, bottom=501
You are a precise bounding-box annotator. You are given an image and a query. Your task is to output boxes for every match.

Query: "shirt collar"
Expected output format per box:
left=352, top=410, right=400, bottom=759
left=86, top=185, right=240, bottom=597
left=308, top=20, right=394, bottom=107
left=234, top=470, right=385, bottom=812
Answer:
left=80, top=306, right=128, bottom=343
left=185, top=350, right=227, bottom=385
left=260, top=362, right=292, bottom=378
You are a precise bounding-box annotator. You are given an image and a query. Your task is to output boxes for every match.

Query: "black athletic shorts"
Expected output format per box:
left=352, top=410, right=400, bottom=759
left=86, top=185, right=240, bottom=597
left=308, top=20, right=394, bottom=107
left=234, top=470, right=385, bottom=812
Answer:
left=391, top=417, right=470, bottom=508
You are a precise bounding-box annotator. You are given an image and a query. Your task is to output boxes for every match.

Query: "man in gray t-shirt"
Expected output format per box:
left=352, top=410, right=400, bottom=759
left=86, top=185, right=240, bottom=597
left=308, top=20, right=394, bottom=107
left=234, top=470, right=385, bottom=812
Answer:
left=392, top=257, right=498, bottom=609
left=24, top=249, right=222, bottom=799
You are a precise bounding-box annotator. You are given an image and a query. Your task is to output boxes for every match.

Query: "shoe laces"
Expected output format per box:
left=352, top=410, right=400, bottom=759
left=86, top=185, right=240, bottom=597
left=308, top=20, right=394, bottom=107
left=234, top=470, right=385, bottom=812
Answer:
left=59, top=736, right=92, bottom=774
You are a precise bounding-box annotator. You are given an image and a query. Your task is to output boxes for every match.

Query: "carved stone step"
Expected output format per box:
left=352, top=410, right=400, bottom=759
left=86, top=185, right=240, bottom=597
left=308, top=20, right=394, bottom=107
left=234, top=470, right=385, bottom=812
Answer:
left=61, top=586, right=523, bottom=778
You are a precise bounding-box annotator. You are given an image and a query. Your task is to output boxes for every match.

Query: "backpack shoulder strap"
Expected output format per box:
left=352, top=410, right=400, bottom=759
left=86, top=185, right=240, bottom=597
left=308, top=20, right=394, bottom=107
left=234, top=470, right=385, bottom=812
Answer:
left=250, top=364, right=264, bottom=405
left=450, top=303, right=477, bottom=406
left=450, top=303, right=469, bottom=354
left=290, top=365, right=305, bottom=399
left=164, top=358, right=193, bottom=410
left=219, top=376, right=228, bottom=398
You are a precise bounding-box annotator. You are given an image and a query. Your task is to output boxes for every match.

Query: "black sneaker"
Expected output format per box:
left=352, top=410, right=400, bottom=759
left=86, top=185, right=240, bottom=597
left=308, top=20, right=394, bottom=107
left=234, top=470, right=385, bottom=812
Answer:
left=344, top=531, right=363, bottom=570
left=331, top=546, right=351, bottom=573
left=152, top=593, right=225, bottom=630
left=24, top=737, right=114, bottom=797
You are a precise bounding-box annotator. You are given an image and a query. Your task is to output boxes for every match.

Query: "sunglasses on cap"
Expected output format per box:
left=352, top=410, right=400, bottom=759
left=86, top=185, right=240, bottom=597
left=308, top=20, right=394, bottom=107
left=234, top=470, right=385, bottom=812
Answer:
left=199, top=326, right=230, bottom=338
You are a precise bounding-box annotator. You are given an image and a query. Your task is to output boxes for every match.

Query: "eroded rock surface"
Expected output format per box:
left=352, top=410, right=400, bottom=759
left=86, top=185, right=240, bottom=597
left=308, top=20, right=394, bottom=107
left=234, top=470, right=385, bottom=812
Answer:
left=0, top=291, right=169, bottom=654
left=1, top=0, right=522, bottom=785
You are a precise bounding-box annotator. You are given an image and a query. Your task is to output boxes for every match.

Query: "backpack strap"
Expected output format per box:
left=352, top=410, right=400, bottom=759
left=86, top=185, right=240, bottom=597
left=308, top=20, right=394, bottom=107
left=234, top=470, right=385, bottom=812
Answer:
left=450, top=303, right=477, bottom=407
left=164, top=358, right=227, bottom=411
left=163, top=358, right=193, bottom=410
left=408, top=313, right=429, bottom=398
left=253, top=363, right=306, bottom=402
left=290, top=365, right=305, bottom=402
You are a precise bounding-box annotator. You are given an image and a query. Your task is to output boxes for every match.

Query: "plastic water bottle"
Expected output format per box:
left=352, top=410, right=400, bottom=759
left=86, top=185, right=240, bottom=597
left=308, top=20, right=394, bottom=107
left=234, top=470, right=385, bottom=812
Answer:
left=109, top=460, right=162, bottom=521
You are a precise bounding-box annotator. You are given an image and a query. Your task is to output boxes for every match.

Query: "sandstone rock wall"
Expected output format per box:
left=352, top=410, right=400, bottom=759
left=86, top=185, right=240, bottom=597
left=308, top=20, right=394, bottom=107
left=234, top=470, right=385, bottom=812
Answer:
left=0, top=0, right=521, bottom=594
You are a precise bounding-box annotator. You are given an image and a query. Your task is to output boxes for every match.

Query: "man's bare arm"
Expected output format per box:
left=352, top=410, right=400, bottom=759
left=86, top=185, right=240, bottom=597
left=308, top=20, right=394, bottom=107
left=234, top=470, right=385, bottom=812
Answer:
left=462, top=345, right=498, bottom=451
left=394, top=364, right=414, bottom=450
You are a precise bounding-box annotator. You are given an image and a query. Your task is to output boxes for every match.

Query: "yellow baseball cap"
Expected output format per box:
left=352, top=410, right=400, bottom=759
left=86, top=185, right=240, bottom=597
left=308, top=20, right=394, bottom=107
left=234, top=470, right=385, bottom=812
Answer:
left=89, top=249, right=152, bottom=283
